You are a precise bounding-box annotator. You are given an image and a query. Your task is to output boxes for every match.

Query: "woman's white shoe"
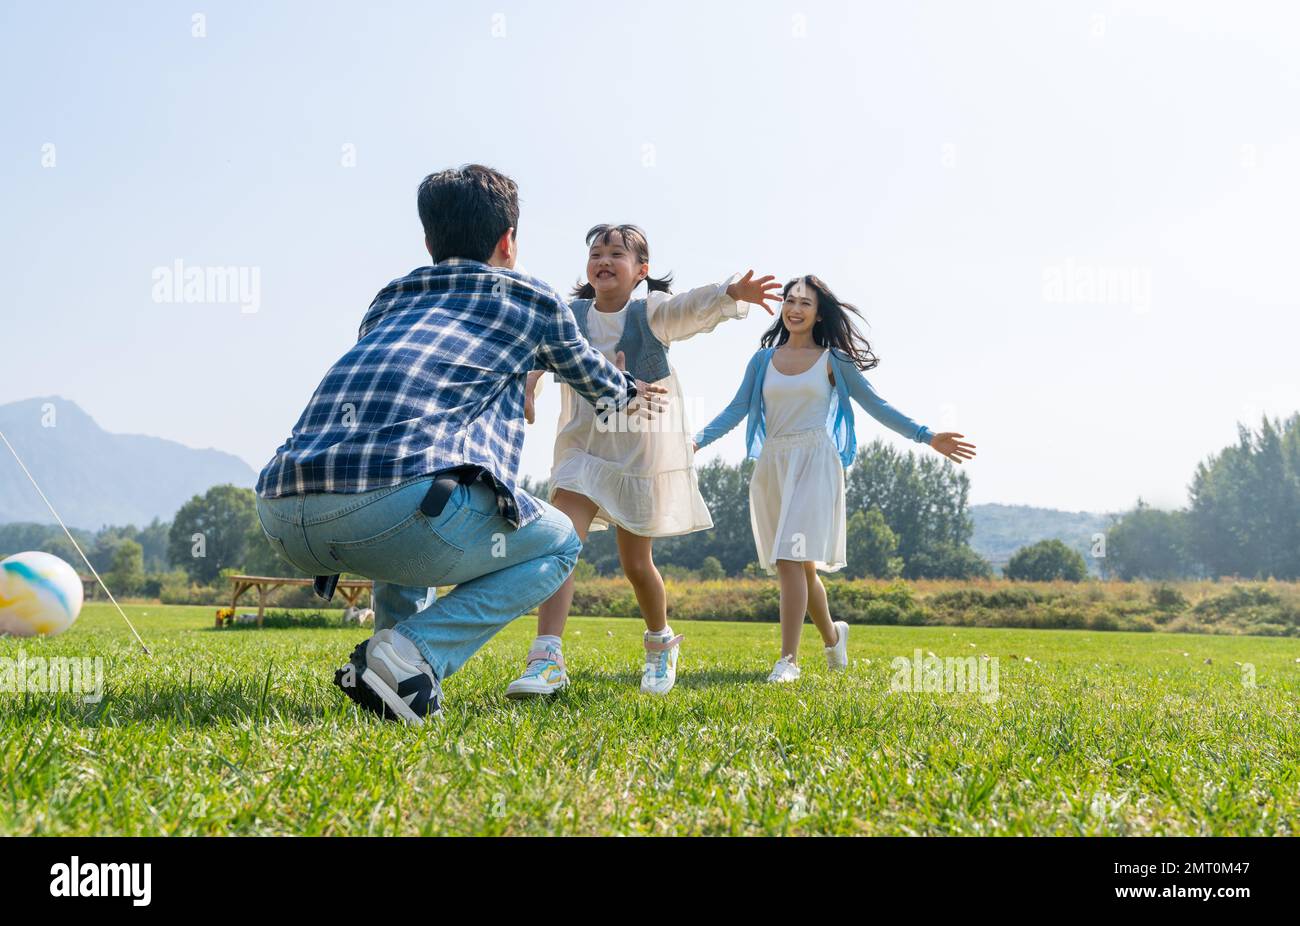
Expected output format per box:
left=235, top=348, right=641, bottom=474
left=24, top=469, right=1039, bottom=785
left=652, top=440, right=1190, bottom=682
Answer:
left=825, top=620, right=849, bottom=671
left=767, top=655, right=801, bottom=683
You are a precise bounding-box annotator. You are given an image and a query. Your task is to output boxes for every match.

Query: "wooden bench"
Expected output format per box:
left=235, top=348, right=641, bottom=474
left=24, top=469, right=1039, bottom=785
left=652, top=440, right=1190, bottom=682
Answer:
left=224, top=574, right=374, bottom=627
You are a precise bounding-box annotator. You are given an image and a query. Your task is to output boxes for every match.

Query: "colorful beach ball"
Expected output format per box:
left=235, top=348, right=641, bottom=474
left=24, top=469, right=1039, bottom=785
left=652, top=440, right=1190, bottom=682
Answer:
left=0, top=551, right=84, bottom=637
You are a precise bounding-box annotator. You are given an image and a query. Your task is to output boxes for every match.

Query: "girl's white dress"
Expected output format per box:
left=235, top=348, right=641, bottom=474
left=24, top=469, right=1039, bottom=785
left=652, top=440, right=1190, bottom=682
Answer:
left=549, top=279, right=749, bottom=536
left=749, top=349, right=847, bottom=573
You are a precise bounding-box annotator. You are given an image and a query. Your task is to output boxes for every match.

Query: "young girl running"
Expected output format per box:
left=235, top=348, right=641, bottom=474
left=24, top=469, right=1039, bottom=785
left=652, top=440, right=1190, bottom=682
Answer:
left=508, top=224, right=780, bottom=697
left=693, top=275, right=975, bottom=682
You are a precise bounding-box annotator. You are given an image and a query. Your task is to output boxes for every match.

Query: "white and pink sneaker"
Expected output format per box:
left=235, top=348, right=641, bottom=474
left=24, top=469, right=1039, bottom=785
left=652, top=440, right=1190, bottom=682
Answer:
left=505, top=643, right=569, bottom=699
left=640, top=629, right=683, bottom=695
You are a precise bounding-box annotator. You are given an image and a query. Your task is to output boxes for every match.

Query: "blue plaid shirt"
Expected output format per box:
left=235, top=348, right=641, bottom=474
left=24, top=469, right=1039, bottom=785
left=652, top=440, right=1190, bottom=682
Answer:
left=256, top=258, right=636, bottom=528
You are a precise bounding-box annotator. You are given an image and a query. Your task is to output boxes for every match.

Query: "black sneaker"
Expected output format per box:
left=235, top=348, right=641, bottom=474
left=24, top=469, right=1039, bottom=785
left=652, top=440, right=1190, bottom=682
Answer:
left=358, top=629, right=443, bottom=725
left=333, top=637, right=397, bottom=720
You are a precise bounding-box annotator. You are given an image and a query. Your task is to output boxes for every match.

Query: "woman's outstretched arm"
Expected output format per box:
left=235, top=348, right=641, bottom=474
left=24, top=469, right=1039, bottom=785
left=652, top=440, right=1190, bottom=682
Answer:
left=835, top=353, right=977, bottom=463
left=835, top=352, right=934, bottom=444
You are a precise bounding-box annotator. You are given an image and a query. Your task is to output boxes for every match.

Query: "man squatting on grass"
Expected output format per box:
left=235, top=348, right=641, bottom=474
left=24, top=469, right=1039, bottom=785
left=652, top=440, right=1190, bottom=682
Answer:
left=254, top=165, right=668, bottom=724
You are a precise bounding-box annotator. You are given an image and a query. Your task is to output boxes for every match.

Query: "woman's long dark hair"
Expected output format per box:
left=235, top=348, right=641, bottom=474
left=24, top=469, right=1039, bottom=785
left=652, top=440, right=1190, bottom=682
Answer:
left=760, top=275, right=879, bottom=371
left=570, top=223, right=674, bottom=299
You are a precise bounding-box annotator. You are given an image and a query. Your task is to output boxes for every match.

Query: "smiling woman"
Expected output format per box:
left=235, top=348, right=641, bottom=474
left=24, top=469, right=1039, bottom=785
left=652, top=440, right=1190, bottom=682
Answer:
left=695, top=273, right=975, bottom=680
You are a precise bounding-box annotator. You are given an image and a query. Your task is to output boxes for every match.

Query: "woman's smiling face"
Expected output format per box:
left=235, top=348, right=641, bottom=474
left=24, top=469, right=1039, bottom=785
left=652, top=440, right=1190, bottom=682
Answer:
left=587, top=232, right=647, bottom=299
left=781, top=279, right=819, bottom=335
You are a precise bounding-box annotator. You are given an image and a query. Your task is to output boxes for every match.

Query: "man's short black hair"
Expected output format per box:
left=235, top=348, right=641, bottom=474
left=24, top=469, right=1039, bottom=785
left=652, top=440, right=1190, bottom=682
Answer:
left=417, top=164, right=519, bottom=263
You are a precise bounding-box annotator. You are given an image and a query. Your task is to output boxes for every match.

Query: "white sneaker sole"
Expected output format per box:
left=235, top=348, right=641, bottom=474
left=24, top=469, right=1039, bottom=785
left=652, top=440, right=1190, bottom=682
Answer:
left=640, top=676, right=677, bottom=695
left=505, top=676, right=569, bottom=699
left=361, top=666, right=440, bottom=725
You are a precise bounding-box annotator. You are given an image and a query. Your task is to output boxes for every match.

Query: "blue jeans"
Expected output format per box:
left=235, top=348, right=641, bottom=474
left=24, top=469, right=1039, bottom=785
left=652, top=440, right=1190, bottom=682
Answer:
left=255, top=477, right=580, bottom=681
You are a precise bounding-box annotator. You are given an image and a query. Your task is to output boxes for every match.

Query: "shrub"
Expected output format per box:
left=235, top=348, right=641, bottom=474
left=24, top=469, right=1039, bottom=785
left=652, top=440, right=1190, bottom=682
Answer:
left=863, top=600, right=904, bottom=625
left=823, top=579, right=924, bottom=625
left=699, top=556, right=725, bottom=581
left=1150, top=584, right=1189, bottom=612
left=220, top=610, right=336, bottom=630
left=1086, top=611, right=1120, bottom=631
left=564, top=576, right=1299, bottom=636
left=1193, top=585, right=1283, bottom=619
left=159, top=571, right=224, bottom=605
left=988, top=586, right=1041, bottom=608
left=1005, top=540, right=1087, bottom=582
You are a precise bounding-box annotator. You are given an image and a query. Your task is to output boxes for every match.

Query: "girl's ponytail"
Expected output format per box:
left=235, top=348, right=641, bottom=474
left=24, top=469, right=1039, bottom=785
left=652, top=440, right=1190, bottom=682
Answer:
left=644, top=273, right=673, bottom=294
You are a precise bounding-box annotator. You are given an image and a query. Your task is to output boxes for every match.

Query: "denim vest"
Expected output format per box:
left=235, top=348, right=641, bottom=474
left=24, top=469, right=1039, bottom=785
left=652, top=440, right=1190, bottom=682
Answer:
left=570, top=297, right=671, bottom=382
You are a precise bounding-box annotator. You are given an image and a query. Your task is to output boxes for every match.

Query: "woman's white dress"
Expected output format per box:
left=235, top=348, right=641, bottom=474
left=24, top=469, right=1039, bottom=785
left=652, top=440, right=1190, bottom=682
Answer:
left=549, top=279, right=749, bottom=536
left=749, top=349, right=847, bottom=573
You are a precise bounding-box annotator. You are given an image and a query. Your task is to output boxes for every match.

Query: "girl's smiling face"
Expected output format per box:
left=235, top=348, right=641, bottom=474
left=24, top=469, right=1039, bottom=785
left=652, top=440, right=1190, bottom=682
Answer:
left=781, top=279, right=819, bottom=335
left=587, top=233, right=648, bottom=300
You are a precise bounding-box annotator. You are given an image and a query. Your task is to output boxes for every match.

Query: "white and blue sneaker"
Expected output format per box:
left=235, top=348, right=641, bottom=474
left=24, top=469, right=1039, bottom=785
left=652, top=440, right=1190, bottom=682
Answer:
left=505, top=644, right=569, bottom=699
left=358, top=629, right=443, bottom=725
left=641, top=629, right=683, bottom=695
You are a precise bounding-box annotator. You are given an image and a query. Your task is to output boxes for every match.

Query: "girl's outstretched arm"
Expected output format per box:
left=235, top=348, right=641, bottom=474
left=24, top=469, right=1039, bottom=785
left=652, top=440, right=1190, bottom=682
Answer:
left=693, top=352, right=761, bottom=450
left=648, top=271, right=781, bottom=344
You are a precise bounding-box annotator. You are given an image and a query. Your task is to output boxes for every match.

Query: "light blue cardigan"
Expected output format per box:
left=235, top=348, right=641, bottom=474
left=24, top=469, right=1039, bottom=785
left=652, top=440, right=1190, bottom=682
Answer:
left=693, top=347, right=935, bottom=468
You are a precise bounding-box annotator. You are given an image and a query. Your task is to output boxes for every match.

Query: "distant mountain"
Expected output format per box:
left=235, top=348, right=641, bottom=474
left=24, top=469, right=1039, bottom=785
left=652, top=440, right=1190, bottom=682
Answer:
left=0, top=397, right=256, bottom=529
left=970, top=503, right=1117, bottom=575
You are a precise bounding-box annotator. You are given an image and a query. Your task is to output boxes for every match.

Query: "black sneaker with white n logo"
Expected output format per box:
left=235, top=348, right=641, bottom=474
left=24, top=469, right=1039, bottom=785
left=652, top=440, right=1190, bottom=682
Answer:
left=334, top=638, right=397, bottom=720
left=357, top=629, right=443, bottom=724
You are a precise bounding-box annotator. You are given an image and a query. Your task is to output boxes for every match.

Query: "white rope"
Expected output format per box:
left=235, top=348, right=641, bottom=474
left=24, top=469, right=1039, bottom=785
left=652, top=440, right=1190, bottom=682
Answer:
left=0, top=427, right=151, bottom=655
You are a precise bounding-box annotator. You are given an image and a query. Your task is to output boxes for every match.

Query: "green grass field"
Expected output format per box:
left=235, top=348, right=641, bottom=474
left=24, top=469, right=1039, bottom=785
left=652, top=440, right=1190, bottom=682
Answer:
left=2, top=603, right=1298, bottom=835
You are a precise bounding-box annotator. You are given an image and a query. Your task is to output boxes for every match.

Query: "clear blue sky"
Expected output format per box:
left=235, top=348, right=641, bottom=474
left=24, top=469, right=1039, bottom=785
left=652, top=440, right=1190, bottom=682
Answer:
left=2, top=0, right=1298, bottom=513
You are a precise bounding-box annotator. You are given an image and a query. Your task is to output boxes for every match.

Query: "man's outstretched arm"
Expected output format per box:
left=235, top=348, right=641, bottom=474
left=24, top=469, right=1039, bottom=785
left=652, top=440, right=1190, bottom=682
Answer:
left=535, top=297, right=662, bottom=413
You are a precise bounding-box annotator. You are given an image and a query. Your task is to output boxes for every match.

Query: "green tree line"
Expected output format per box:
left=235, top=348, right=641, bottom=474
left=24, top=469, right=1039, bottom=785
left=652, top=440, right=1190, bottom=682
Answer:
left=1099, top=414, right=1300, bottom=581
left=4, top=413, right=1297, bottom=589
left=532, top=438, right=988, bottom=580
